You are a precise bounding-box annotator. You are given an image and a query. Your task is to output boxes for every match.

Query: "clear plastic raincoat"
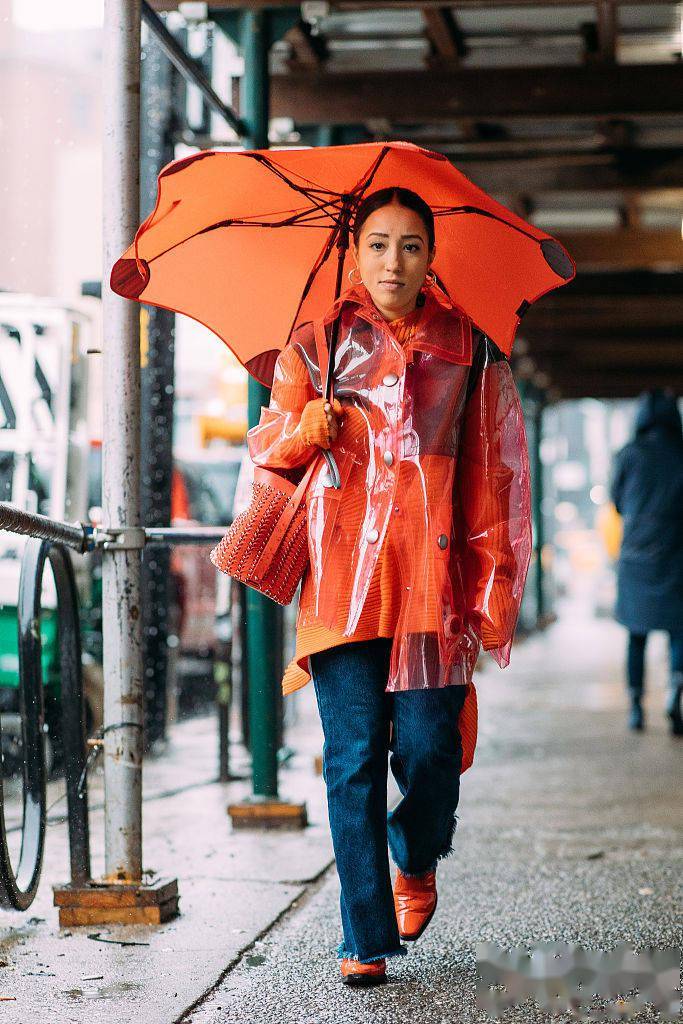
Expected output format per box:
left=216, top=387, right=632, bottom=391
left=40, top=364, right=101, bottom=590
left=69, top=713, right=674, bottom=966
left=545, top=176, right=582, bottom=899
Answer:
left=246, top=282, right=532, bottom=695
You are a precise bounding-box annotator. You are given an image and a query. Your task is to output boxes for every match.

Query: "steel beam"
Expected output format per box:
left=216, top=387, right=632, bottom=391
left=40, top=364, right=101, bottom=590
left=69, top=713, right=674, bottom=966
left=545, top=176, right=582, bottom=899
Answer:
left=270, top=63, right=683, bottom=123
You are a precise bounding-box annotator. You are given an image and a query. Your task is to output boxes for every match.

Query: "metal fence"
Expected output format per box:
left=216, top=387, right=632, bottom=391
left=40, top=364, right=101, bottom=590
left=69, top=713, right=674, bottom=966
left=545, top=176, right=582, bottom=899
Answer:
left=0, top=502, right=230, bottom=911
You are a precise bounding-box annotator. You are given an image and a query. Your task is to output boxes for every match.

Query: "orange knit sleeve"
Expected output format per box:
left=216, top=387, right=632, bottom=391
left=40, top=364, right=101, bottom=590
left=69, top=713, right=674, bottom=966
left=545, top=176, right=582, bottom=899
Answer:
left=246, top=344, right=316, bottom=469
left=246, top=346, right=346, bottom=467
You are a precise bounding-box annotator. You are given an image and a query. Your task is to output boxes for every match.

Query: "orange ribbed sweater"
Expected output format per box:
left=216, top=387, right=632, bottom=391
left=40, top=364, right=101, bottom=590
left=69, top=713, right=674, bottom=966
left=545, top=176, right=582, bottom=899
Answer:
left=281, top=303, right=478, bottom=773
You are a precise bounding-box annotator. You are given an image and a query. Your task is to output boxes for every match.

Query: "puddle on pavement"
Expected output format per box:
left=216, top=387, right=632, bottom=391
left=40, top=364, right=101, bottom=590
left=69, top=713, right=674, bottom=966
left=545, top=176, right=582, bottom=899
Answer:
left=62, top=980, right=143, bottom=1000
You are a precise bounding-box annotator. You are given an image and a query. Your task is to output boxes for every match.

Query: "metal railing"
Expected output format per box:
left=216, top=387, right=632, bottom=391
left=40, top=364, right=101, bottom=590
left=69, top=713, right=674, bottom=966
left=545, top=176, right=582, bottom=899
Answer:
left=0, top=502, right=231, bottom=911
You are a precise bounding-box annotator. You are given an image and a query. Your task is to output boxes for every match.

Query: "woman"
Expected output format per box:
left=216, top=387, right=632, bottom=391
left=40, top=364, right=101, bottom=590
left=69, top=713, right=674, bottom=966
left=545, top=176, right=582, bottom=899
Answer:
left=610, top=388, right=683, bottom=734
left=246, top=187, right=532, bottom=986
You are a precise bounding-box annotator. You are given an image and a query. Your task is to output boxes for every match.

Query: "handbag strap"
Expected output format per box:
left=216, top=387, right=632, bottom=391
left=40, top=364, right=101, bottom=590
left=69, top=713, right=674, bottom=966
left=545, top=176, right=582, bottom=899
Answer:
left=251, top=452, right=323, bottom=577
left=251, top=316, right=336, bottom=578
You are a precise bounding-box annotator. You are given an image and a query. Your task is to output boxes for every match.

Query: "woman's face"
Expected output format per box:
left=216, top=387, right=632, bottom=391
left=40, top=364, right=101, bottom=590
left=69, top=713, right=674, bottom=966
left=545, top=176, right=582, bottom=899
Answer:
left=352, top=201, right=436, bottom=322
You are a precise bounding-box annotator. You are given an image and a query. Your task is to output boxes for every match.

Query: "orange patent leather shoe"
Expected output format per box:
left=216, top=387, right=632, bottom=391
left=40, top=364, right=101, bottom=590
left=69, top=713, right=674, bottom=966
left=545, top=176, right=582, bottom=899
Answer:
left=394, top=869, right=438, bottom=941
left=340, top=957, right=387, bottom=986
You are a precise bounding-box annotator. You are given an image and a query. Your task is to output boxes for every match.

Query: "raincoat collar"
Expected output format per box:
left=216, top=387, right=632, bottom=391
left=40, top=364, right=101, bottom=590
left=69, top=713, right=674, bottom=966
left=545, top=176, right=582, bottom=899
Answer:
left=341, top=280, right=460, bottom=319
left=328, top=282, right=473, bottom=366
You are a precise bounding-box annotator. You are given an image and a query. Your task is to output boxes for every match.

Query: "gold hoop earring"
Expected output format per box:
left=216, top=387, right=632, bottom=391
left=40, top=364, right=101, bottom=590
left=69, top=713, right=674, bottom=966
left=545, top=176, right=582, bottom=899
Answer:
left=348, top=267, right=362, bottom=284
left=424, top=270, right=437, bottom=288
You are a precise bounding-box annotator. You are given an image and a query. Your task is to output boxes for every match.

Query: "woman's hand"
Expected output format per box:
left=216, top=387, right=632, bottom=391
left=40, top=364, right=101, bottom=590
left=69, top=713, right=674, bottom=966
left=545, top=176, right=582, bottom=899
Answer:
left=299, top=397, right=343, bottom=449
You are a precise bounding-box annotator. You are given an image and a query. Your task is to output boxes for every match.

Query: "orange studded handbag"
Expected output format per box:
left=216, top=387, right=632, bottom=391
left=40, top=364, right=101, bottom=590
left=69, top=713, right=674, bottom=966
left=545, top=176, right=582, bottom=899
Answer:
left=209, top=453, right=323, bottom=605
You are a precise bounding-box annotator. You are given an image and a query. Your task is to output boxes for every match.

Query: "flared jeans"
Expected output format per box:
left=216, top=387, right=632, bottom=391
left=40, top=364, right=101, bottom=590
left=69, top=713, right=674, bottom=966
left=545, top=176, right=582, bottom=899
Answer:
left=310, top=637, right=468, bottom=964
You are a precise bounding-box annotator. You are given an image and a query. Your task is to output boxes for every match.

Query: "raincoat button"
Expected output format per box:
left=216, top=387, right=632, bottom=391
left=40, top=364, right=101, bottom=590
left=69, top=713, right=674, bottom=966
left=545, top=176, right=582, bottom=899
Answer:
left=382, top=372, right=398, bottom=386
left=367, top=528, right=379, bottom=543
left=437, top=534, right=448, bottom=549
left=383, top=450, right=394, bottom=466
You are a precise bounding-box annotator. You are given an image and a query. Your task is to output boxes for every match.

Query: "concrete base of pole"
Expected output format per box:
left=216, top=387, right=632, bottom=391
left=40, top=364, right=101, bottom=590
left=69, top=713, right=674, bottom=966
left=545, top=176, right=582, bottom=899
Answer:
left=52, top=877, right=179, bottom=926
left=228, top=798, right=308, bottom=831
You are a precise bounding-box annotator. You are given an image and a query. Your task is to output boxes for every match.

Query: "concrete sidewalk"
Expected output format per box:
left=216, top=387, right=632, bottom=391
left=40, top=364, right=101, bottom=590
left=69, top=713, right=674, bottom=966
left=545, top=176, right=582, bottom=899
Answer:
left=1, top=601, right=681, bottom=1023
left=0, top=680, right=337, bottom=1024
left=188, top=602, right=682, bottom=1024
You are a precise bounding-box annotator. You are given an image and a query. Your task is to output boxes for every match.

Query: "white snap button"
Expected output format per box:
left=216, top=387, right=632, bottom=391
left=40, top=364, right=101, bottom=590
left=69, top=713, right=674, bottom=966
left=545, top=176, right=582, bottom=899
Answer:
left=382, top=372, right=398, bottom=386
left=383, top=450, right=394, bottom=466
left=437, top=534, right=448, bottom=549
left=367, top=528, right=379, bottom=543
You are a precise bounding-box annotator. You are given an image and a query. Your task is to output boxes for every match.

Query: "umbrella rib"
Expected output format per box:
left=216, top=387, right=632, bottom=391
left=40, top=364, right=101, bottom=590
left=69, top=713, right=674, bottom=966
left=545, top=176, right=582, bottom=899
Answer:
left=280, top=146, right=393, bottom=352
left=246, top=153, right=350, bottom=224
left=140, top=202, right=345, bottom=266
left=204, top=200, right=337, bottom=226
left=284, top=226, right=340, bottom=342
left=346, top=145, right=392, bottom=203
left=216, top=220, right=334, bottom=228
left=250, top=152, right=348, bottom=202
left=222, top=199, right=344, bottom=228
left=434, top=205, right=540, bottom=242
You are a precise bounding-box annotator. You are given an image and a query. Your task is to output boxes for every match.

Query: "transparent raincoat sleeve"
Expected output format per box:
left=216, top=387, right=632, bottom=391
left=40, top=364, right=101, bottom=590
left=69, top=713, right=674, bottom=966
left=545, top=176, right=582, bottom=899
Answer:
left=455, top=337, right=532, bottom=668
left=245, top=344, right=316, bottom=470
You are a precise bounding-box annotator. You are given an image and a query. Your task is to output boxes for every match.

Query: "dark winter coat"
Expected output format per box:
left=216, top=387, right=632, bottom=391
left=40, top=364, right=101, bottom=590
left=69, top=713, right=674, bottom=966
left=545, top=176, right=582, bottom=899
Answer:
left=610, top=390, right=683, bottom=634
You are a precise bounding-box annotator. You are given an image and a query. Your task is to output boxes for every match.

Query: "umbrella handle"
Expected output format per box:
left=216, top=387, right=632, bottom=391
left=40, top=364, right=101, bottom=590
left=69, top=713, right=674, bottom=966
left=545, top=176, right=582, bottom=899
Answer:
left=312, top=319, right=341, bottom=490
left=322, top=449, right=341, bottom=489
left=316, top=197, right=353, bottom=494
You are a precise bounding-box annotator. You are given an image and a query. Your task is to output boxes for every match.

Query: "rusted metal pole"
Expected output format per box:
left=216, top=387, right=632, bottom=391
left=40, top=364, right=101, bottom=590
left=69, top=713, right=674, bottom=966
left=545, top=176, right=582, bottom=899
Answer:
left=101, top=0, right=144, bottom=883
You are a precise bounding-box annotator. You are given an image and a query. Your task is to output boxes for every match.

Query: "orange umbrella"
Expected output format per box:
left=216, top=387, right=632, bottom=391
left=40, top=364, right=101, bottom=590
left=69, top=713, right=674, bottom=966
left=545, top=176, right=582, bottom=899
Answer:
left=111, top=140, right=575, bottom=386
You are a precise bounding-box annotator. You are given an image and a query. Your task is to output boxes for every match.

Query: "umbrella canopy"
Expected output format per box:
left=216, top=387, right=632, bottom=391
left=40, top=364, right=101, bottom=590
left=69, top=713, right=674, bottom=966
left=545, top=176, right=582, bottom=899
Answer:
left=111, top=140, right=575, bottom=387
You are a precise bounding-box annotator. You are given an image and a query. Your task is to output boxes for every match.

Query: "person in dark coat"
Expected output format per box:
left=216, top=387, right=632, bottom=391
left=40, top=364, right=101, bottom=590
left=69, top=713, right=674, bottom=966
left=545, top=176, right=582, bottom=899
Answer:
left=610, top=388, right=683, bottom=733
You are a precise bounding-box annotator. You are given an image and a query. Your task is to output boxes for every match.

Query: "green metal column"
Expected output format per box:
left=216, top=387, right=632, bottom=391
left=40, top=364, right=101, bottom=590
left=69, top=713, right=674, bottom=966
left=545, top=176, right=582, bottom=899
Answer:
left=241, top=10, right=279, bottom=798
left=532, top=400, right=545, bottom=626
left=210, top=7, right=306, bottom=827
left=518, top=378, right=544, bottom=632
left=241, top=11, right=269, bottom=150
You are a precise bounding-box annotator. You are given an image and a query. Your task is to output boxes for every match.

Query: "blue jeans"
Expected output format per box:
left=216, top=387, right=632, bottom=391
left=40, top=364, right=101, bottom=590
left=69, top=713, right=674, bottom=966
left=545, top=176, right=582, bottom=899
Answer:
left=310, top=637, right=468, bottom=964
left=627, top=631, right=683, bottom=696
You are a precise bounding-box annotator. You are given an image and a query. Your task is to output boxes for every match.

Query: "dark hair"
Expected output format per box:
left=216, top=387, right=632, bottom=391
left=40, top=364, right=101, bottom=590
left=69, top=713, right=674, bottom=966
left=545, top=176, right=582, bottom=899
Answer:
left=352, top=187, right=435, bottom=250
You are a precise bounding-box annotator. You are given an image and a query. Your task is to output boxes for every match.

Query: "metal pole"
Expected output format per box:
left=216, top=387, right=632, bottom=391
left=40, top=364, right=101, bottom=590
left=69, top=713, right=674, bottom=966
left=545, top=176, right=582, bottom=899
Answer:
left=102, top=0, right=144, bottom=883
left=140, top=25, right=177, bottom=750
left=241, top=10, right=281, bottom=798
left=532, top=400, right=546, bottom=626
left=141, top=1, right=243, bottom=135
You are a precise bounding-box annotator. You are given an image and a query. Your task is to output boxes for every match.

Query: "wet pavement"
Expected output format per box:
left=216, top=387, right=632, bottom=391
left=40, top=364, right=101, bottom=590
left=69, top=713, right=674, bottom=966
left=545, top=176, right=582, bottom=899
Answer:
left=0, top=600, right=680, bottom=1023
left=187, top=601, right=682, bottom=1024
left=0, top=684, right=336, bottom=1023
